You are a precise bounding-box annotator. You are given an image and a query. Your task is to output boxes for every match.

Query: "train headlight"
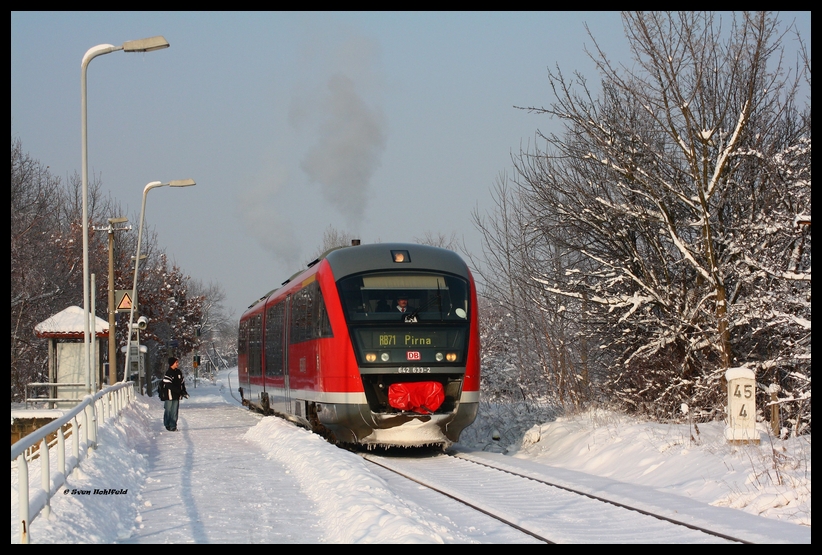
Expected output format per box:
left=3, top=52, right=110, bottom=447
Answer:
left=446, top=352, right=458, bottom=362
left=435, top=352, right=444, bottom=362
left=381, top=352, right=391, bottom=362
left=365, top=353, right=377, bottom=363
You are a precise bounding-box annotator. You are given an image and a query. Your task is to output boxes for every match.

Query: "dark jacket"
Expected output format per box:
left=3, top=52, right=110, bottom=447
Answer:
left=161, top=365, right=188, bottom=401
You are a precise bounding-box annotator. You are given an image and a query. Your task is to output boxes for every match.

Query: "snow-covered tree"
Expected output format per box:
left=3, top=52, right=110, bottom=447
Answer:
left=12, top=137, right=64, bottom=398
left=10, top=137, right=224, bottom=399
left=135, top=253, right=205, bottom=379
left=476, top=12, right=810, bottom=432
left=469, top=175, right=595, bottom=408
left=11, top=137, right=116, bottom=399
left=189, top=278, right=237, bottom=370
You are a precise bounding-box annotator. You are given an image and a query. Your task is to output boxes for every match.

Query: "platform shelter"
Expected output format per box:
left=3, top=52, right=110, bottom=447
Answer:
left=32, top=306, right=109, bottom=408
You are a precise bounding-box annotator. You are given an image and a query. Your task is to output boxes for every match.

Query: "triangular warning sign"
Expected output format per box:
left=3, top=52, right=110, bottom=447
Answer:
left=117, top=292, right=133, bottom=310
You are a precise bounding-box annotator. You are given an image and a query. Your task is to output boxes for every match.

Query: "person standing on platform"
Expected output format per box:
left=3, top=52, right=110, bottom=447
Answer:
left=160, top=357, right=188, bottom=431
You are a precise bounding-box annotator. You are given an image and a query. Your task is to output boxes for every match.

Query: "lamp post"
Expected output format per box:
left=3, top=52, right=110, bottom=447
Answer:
left=81, top=36, right=169, bottom=394
left=124, top=179, right=196, bottom=394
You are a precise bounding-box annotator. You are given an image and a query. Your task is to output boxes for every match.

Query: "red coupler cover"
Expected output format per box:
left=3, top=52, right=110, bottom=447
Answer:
left=388, top=381, right=445, bottom=414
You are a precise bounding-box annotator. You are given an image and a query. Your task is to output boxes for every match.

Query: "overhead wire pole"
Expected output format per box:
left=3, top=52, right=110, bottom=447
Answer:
left=92, top=217, right=130, bottom=386
left=107, top=218, right=130, bottom=386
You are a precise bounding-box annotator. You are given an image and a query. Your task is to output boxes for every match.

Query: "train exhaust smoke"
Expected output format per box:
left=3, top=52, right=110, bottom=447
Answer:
left=237, top=164, right=302, bottom=268
left=300, top=73, right=387, bottom=226
left=242, top=30, right=386, bottom=267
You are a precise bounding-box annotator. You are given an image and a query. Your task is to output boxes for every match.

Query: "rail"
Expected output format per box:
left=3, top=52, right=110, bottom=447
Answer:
left=11, top=381, right=136, bottom=544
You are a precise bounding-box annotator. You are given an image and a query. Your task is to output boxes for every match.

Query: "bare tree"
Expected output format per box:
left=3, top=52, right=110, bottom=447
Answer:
left=306, top=224, right=361, bottom=264
left=469, top=173, right=594, bottom=408
left=413, top=230, right=460, bottom=251
left=469, top=176, right=529, bottom=403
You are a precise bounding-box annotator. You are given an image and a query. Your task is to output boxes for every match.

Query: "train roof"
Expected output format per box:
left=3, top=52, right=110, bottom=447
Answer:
left=325, top=242, right=471, bottom=281
left=243, top=243, right=471, bottom=312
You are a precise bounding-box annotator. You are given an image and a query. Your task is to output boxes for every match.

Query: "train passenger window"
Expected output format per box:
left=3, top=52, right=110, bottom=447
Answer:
left=289, top=280, right=333, bottom=344
left=237, top=320, right=248, bottom=358
left=265, top=302, right=285, bottom=376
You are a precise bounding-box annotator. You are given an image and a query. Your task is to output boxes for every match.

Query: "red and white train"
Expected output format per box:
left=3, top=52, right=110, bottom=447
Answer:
left=237, top=242, right=480, bottom=448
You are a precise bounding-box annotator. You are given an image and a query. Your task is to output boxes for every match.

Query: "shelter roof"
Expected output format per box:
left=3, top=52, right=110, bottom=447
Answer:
left=34, top=306, right=109, bottom=339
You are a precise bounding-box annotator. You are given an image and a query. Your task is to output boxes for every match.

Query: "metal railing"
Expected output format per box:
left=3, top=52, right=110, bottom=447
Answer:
left=25, top=382, right=88, bottom=409
left=11, top=381, right=136, bottom=544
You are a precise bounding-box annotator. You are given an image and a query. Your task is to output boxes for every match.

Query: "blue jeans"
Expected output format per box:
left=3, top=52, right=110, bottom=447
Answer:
left=163, top=399, right=180, bottom=430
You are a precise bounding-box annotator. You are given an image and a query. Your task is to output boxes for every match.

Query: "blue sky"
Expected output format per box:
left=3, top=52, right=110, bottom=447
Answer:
left=11, top=12, right=811, bottom=317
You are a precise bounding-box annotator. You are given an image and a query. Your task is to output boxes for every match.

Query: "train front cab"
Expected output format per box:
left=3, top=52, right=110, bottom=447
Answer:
left=317, top=244, right=480, bottom=448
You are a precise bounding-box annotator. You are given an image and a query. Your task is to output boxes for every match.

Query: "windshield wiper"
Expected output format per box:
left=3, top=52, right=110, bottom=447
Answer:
left=403, top=283, right=443, bottom=323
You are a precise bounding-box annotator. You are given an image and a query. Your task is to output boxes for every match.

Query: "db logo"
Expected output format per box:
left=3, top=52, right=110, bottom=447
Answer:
left=406, top=351, right=421, bottom=361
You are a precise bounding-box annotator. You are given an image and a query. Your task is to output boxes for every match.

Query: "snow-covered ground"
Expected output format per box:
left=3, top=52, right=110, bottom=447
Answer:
left=11, top=368, right=810, bottom=543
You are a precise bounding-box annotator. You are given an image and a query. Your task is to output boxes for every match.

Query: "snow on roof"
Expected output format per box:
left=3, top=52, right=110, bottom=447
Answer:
left=34, top=306, right=109, bottom=339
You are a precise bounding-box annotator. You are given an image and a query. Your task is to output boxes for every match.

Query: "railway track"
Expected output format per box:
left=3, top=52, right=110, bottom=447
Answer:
left=361, top=448, right=784, bottom=544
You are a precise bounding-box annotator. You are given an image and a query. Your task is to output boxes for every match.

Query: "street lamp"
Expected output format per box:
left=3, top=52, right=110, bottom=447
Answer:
left=124, top=179, right=196, bottom=394
left=81, top=36, right=170, bottom=394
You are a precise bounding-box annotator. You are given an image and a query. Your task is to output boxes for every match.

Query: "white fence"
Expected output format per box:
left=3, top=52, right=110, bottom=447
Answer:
left=10, top=381, right=136, bottom=544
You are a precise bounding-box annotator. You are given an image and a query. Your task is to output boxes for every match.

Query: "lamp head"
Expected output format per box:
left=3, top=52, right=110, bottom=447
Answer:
left=122, top=36, right=169, bottom=53
left=169, top=179, right=196, bottom=188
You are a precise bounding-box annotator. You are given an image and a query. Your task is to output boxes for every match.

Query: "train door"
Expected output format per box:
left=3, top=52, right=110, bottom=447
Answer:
left=282, top=293, right=292, bottom=413
left=263, top=299, right=289, bottom=414
left=238, top=319, right=249, bottom=392
left=249, top=313, right=263, bottom=400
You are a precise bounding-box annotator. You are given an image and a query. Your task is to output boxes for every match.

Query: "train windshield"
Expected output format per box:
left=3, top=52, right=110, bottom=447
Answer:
left=337, top=272, right=470, bottom=323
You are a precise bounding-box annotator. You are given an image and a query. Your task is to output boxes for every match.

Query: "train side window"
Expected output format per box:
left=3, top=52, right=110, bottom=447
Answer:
left=290, top=286, right=312, bottom=343
left=289, top=280, right=333, bottom=344
left=265, top=302, right=285, bottom=376
left=237, top=320, right=247, bottom=358
left=313, top=281, right=333, bottom=338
